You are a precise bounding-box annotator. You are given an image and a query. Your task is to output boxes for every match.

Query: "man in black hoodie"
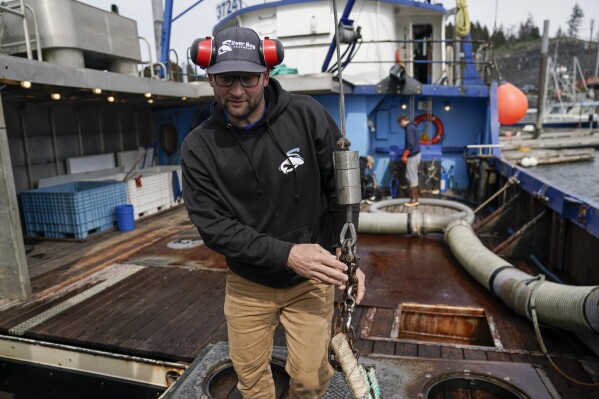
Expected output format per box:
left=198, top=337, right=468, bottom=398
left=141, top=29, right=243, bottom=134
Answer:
left=182, top=27, right=364, bottom=398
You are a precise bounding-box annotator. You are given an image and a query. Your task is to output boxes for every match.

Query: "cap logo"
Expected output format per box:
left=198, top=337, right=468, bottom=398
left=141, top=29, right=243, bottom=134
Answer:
left=218, top=39, right=256, bottom=56
left=218, top=40, right=233, bottom=55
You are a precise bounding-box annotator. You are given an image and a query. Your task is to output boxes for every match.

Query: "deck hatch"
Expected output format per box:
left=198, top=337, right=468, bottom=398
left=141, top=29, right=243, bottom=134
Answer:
left=361, top=303, right=503, bottom=349
left=396, top=303, right=496, bottom=346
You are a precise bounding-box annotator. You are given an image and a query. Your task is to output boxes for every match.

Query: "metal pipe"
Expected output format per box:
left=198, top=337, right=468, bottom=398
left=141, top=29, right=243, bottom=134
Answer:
left=0, top=3, right=33, bottom=59
left=117, top=110, right=124, bottom=152
left=173, top=0, right=206, bottom=22
left=75, top=107, right=83, bottom=156
left=0, top=4, right=25, bottom=16
left=595, top=35, right=599, bottom=78
left=153, top=62, right=168, bottom=80
left=48, top=109, right=59, bottom=175
left=169, top=49, right=179, bottom=80
left=18, top=0, right=32, bottom=60
left=135, top=110, right=141, bottom=148
left=159, top=0, right=174, bottom=70
left=98, top=113, right=105, bottom=154
left=151, top=0, right=163, bottom=59
left=535, top=20, right=549, bottom=138
left=530, top=254, right=564, bottom=284
left=24, top=5, right=42, bottom=61
left=139, top=37, right=155, bottom=79
left=18, top=105, right=33, bottom=189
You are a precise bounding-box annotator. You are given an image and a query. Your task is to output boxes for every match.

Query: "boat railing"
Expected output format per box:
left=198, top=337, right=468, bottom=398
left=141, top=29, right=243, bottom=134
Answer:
left=0, top=1, right=42, bottom=61
left=168, top=49, right=179, bottom=81
left=465, top=144, right=503, bottom=159
left=340, top=37, right=494, bottom=86
left=171, top=37, right=494, bottom=86
left=138, top=36, right=169, bottom=80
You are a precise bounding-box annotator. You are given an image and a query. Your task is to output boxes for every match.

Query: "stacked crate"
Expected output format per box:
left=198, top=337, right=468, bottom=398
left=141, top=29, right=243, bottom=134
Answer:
left=123, top=172, right=173, bottom=220
left=141, top=166, right=183, bottom=207
left=20, top=181, right=126, bottom=240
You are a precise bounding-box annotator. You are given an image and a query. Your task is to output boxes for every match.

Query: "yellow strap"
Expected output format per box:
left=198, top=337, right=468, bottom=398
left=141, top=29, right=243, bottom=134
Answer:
left=455, top=0, right=471, bottom=38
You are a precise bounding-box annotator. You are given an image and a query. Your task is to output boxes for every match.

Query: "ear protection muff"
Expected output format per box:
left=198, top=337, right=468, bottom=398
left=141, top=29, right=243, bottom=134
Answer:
left=190, top=35, right=284, bottom=69
left=259, top=37, right=285, bottom=68
left=190, top=36, right=216, bottom=69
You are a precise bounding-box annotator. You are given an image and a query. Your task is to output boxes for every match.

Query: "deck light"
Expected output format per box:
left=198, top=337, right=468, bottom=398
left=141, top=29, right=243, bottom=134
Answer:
left=444, top=101, right=451, bottom=112
left=182, top=96, right=187, bottom=101
left=144, top=92, right=152, bottom=98
left=92, top=88, right=102, bottom=95
left=20, top=80, right=32, bottom=89
left=147, top=99, right=154, bottom=104
left=107, top=96, right=115, bottom=103
left=50, top=93, right=61, bottom=100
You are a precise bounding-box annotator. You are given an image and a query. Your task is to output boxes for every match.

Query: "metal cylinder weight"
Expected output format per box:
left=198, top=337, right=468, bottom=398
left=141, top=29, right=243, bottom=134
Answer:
left=334, top=150, right=361, bottom=205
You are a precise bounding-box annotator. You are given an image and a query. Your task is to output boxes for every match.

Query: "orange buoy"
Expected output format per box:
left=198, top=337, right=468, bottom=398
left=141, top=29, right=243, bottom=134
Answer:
left=497, top=82, right=528, bottom=125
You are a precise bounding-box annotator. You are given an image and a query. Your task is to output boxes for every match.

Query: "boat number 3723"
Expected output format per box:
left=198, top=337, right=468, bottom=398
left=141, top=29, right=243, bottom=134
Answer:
left=216, top=0, right=242, bottom=20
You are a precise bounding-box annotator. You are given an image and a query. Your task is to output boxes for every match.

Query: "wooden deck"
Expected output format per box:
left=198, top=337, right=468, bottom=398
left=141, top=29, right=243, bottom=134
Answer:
left=1, top=205, right=598, bottom=398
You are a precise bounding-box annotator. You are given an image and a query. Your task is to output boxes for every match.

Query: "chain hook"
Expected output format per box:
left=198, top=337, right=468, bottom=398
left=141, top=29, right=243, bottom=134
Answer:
left=339, top=222, right=357, bottom=248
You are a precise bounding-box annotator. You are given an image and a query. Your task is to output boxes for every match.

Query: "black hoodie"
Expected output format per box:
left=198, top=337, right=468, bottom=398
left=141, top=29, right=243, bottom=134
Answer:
left=182, top=78, right=357, bottom=288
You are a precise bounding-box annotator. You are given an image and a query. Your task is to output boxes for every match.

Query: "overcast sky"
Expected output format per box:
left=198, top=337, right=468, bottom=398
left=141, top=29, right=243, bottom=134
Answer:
left=78, top=0, right=599, bottom=66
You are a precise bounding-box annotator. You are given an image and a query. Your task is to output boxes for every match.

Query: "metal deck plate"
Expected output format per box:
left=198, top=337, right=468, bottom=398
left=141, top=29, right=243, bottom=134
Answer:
left=162, top=343, right=560, bottom=398
left=361, top=354, right=560, bottom=398
left=161, top=342, right=353, bottom=398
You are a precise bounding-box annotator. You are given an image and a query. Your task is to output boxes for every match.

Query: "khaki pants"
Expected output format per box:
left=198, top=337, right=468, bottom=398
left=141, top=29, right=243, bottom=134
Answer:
left=224, top=271, right=335, bottom=399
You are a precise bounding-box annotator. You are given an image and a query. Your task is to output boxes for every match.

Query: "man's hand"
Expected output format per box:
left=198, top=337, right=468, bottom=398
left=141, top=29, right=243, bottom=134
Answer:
left=401, top=149, right=410, bottom=164
left=288, top=244, right=348, bottom=286
left=355, top=267, right=365, bottom=305
left=335, top=247, right=366, bottom=305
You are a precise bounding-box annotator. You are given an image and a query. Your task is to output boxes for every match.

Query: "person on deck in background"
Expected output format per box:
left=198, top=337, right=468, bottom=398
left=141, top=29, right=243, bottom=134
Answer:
left=182, top=26, right=365, bottom=398
left=398, top=114, right=421, bottom=206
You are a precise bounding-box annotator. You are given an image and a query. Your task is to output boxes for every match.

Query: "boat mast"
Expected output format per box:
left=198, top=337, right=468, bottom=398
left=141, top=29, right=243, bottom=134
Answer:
left=160, top=0, right=174, bottom=76
left=152, top=0, right=163, bottom=59
left=534, top=20, right=550, bottom=139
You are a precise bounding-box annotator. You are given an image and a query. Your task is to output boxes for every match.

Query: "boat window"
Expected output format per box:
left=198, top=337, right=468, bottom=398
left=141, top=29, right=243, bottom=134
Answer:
left=413, top=24, right=433, bottom=84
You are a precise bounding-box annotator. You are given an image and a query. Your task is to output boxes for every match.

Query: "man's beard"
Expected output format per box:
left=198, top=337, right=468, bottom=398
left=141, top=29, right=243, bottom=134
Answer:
left=221, top=91, right=264, bottom=122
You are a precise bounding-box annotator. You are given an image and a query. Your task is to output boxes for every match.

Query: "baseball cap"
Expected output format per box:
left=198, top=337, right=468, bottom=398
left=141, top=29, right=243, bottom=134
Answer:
left=207, top=27, right=267, bottom=74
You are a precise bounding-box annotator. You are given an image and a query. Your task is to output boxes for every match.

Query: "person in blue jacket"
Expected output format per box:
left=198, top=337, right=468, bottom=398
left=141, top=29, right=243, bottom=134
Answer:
left=398, top=114, right=421, bottom=206
left=182, top=27, right=365, bottom=398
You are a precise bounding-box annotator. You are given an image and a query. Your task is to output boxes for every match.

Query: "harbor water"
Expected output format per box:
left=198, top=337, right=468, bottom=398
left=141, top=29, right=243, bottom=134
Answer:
left=528, top=149, right=599, bottom=207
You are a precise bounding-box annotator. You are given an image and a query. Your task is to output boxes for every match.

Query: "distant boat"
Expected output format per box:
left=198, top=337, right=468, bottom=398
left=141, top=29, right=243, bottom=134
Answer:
left=512, top=100, right=599, bottom=128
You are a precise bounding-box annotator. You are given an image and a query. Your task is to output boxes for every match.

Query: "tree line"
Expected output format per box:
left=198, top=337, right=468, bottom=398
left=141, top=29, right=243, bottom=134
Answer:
left=446, top=3, right=593, bottom=48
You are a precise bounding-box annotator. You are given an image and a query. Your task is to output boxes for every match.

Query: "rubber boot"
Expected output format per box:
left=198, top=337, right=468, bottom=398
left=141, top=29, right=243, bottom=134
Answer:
left=405, top=186, right=420, bottom=207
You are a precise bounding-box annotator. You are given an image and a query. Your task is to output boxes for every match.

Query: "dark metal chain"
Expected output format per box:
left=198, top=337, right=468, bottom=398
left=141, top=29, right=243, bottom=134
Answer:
left=329, top=223, right=360, bottom=372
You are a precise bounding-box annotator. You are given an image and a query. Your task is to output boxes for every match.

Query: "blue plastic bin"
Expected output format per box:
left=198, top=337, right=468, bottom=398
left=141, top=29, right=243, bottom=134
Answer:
left=20, top=181, right=126, bottom=240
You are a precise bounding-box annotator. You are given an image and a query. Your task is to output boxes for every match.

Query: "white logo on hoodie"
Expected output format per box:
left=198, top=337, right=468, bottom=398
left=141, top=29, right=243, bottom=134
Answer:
left=279, top=148, right=304, bottom=174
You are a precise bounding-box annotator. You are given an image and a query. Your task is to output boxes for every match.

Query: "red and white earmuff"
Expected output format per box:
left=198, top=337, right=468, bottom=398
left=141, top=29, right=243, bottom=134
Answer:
left=190, top=35, right=284, bottom=69
left=190, top=36, right=217, bottom=69
left=259, top=37, right=284, bottom=68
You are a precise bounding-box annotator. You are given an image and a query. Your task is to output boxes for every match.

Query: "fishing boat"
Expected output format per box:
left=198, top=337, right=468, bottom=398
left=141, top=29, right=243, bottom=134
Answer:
left=0, top=0, right=598, bottom=398
left=508, top=57, right=599, bottom=129
left=514, top=101, right=599, bottom=129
